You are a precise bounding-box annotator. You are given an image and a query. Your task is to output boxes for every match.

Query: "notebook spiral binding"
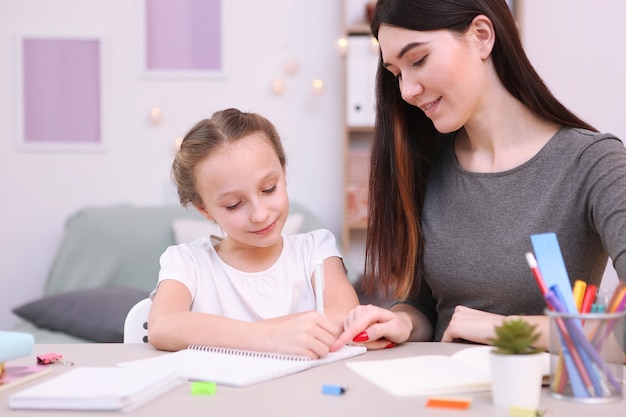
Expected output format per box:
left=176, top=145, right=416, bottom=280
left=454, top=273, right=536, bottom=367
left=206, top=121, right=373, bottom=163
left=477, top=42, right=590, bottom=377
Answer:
left=187, top=345, right=310, bottom=362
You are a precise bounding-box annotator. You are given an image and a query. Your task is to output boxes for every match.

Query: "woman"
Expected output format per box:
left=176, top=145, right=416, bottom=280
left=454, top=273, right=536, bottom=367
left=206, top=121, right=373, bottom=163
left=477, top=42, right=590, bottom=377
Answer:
left=333, top=0, right=626, bottom=353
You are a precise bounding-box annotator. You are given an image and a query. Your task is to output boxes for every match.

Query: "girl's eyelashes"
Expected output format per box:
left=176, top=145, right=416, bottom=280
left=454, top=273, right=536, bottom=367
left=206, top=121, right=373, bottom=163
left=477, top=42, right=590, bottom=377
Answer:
left=223, top=184, right=276, bottom=210
left=225, top=201, right=242, bottom=211
left=263, top=184, right=277, bottom=194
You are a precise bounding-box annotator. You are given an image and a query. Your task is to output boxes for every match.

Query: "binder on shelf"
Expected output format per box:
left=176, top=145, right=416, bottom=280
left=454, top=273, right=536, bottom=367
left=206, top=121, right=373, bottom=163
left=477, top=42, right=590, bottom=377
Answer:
left=346, top=35, right=378, bottom=127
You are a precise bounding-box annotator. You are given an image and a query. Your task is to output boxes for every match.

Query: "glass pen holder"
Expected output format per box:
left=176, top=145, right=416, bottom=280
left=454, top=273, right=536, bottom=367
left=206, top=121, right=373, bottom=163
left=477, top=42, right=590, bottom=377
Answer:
left=546, top=309, right=625, bottom=403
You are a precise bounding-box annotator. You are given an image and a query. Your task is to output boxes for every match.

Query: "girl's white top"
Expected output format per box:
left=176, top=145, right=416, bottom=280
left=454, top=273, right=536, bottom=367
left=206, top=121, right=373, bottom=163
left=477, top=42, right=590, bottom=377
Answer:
left=152, top=229, right=342, bottom=320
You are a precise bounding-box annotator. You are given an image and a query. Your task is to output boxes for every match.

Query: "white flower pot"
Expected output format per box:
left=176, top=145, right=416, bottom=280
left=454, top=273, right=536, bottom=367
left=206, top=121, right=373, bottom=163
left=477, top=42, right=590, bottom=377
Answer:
left=489, top=352, right=544, bottom=409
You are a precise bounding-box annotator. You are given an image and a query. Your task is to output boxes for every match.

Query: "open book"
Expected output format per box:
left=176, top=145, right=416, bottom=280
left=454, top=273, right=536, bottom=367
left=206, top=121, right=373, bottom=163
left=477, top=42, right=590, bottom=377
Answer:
left=346, top=346, right=550, bottom=396
left=8, top=367, right=184, bottom=412
left=118, top=345, right=367, bottom=387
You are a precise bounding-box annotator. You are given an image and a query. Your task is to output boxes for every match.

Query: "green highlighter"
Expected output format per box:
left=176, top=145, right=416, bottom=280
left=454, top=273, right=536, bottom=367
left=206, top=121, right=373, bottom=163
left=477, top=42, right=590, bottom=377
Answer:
left=191, top=381, right=217, bottom=396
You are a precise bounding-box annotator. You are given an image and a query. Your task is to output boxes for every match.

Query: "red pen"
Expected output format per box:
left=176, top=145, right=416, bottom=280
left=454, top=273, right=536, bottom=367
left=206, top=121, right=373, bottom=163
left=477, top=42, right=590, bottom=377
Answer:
left=525, top=252, right=548, bottom=295
left=580, top=284, right=597, bottom=314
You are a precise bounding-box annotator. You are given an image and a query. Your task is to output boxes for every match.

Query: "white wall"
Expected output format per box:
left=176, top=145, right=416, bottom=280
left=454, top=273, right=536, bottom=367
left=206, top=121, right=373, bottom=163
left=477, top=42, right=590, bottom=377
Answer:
left=0, top=0, right=345, bottom=328
left=520, top=1, right=626, bottom=141
left=1, top=1, right=624, bottom=329
left=519, top=0, right=626, bottom=293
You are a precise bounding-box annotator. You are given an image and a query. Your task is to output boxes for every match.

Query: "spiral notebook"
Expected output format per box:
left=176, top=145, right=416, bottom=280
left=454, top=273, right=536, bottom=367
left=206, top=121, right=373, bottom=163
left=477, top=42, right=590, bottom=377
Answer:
left=118, top=345, right=367, bottom=387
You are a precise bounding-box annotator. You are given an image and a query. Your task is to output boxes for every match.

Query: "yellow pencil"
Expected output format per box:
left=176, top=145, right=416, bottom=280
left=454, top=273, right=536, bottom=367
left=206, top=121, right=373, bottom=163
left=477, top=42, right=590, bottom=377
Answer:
left=572, top=280, right=586, bottom=312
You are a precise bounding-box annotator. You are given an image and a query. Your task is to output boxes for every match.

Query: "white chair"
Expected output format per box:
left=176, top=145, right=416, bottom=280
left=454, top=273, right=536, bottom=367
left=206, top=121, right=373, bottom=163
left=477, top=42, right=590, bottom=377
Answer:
left=123, top=298, right=152, bottom=343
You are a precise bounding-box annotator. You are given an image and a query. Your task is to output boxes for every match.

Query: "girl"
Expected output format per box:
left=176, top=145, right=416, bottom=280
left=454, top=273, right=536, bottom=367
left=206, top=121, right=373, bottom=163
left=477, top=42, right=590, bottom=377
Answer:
left=149, top=108, right=359, bottom=358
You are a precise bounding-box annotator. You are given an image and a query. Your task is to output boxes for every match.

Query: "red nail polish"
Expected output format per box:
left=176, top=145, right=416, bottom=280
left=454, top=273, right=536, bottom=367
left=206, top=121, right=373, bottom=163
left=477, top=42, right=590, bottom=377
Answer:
left=353, top=331, right=369, bottom=343
left=385, top=342, right=396, bottom=349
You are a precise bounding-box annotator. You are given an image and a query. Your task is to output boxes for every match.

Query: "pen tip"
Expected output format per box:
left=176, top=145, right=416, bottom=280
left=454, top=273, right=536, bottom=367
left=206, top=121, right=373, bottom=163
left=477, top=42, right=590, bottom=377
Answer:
left=525, top=252, right=537, bottom=267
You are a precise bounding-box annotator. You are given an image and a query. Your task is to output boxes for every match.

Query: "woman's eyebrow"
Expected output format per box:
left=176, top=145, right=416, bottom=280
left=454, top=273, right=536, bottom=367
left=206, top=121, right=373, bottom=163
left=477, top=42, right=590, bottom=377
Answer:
left=397, top=42, right=425, bottom=59
left=383, top=42, right=426, bottom=69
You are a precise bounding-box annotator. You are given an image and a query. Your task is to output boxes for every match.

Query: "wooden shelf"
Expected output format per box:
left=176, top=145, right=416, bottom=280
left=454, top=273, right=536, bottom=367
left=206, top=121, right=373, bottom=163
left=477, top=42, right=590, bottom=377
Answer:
left=346, top=125, right=374, bottom=132
left=346, top=23, right=371, bottom=36
left=342, top=2, right=377, bottom=257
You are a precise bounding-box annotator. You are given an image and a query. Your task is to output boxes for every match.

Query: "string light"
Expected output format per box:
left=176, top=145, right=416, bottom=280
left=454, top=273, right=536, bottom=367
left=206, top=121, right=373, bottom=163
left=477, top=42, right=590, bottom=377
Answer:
left=174, top=136, right=183, bottom=151
left=369, top=36, right=379, bottom=54
left=149, top=107, right=162, bottom=124
left=271, top=78, right=286, bottom=96
left=312, top=78, right=324, bottom=95
left=283, top=58, right=298, bottom=75
left=336, top=37, right=349, bottom=56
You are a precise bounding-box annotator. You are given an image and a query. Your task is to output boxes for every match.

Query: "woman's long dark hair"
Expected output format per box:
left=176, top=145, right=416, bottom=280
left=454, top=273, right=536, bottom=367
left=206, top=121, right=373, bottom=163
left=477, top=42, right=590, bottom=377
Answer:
left=363, top=0, right=596, bottom=300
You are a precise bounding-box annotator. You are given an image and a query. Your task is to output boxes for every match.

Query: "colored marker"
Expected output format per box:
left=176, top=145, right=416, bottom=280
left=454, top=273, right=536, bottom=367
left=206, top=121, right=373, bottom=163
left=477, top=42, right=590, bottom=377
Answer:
left=608, top=283, right=626, bottom=313
left=508, top=405, right=545, bottom=417
left=572, top=280, right=587, bottom=312
left=426, top=396, right=473, bottom=410
left=321, top=384, right=346, bottom=396
left=525, top=252, right=548, bottom=295
left=191, top=381, right=216, bottom=395
left=580, top=284, right=597, bottom=314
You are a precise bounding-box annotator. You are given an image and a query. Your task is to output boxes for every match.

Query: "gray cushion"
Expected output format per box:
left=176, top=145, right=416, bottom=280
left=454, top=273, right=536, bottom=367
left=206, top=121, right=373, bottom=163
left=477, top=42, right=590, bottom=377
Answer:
left=12, top=287, right=149, bottom=343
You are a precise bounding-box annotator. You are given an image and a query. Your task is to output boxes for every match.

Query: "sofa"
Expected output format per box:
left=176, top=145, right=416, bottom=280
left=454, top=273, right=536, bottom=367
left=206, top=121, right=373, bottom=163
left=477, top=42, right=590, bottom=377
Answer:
left=11, top=202, right=358, bottom=344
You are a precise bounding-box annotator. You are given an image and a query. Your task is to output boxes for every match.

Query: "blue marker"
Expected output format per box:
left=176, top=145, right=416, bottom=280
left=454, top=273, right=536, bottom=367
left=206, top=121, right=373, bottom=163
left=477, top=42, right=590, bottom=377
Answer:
left=322, top=384, right=346, bottom=396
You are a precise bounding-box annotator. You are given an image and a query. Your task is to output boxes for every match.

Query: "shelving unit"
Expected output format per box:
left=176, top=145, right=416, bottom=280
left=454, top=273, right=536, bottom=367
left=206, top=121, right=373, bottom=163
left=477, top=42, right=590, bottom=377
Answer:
left=341, top=1, right=378, bottom=272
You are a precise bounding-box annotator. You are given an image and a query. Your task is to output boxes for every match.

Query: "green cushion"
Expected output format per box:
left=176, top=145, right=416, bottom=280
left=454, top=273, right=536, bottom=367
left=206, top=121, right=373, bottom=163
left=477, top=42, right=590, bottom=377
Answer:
left=44, top=205, right=205, bottom=296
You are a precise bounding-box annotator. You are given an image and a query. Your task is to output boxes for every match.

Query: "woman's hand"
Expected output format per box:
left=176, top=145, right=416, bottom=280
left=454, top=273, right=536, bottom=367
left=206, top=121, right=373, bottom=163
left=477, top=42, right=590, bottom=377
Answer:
left=440, top=306, right=506, bottom=344
left=331, top=304, right=414, bottom=351
left=441, top=306, right=551, bottom=351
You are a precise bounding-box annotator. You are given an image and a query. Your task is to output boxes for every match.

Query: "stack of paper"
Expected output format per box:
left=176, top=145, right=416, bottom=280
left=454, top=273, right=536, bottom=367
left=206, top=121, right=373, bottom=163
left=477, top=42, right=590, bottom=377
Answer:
left=8, top=367, right=184, bottom=412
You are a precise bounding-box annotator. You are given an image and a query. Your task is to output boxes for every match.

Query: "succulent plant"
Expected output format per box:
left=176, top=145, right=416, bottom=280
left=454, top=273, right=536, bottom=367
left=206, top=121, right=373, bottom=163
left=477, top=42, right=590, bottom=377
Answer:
left=489, top=317, right=542, bottom=355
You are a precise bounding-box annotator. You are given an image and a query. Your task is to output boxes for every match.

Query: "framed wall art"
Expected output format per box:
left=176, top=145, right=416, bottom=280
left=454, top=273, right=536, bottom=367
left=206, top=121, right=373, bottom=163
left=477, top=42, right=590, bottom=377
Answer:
left=16, top=35, right=106, bottom=152
left=140, top=0, right=224, bottom=78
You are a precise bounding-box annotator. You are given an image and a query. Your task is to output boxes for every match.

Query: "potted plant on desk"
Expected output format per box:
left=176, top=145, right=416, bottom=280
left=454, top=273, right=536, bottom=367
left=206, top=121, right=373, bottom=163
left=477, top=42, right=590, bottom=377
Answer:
left=489, top=317, right=545, bottom=410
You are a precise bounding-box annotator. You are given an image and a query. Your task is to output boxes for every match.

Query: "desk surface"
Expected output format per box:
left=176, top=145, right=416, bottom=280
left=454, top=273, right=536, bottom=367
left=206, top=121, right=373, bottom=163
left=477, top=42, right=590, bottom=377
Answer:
left=1, top=342, right=624, bottom=417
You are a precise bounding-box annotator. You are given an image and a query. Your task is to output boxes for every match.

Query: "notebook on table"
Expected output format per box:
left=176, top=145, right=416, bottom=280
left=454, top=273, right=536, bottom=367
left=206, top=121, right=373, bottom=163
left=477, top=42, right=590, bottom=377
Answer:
left=345, top=346, right=550, bottom=396
left=8, top=367, right=184, bottom=412
left=118, top=344, right=367, bottom=387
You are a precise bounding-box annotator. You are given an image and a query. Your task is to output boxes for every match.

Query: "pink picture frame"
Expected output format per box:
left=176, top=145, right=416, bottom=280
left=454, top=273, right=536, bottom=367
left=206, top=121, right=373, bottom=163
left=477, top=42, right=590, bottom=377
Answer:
left=16, top=35, right=105, bottom=151
left=141, top=0, right=224, bottom=77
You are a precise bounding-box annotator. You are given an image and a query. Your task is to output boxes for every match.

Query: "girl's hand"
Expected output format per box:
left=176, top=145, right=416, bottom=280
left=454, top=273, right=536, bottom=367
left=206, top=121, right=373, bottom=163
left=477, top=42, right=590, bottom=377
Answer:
left=260, top=311, right=341, bottom=359
left=331, top=304, right=413, bottom=351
